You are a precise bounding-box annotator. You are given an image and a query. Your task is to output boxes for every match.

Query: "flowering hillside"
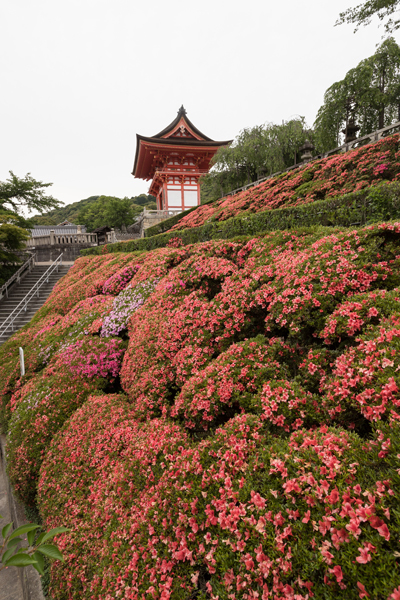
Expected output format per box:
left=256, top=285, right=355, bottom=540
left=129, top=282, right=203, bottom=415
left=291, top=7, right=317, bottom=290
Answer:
left=2, top=223, right=400, bottom=599
left=170, top=134, right=400, bottom=231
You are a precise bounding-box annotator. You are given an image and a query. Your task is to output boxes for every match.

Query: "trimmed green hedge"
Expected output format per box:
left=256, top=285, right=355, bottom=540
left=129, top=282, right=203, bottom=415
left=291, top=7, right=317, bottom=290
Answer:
left=143, top=198, right=218, bottom=237
left=144, top=206, right=200, bottom=237
left=81, top=181, right=400, bottom=256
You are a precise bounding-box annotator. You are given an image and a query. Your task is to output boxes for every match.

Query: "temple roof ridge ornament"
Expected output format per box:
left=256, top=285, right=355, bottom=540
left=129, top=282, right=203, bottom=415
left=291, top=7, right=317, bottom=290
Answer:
left=151, top=107, right=214, bottom=141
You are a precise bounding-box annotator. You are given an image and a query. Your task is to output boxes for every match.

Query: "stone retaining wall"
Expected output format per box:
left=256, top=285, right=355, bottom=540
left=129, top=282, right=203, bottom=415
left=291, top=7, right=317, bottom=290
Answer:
left=33, top=244, right=94, bottom=262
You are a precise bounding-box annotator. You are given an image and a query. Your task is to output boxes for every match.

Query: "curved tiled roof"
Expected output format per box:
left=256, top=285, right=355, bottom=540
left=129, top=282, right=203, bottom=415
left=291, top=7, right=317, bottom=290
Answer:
left=31, top=225, right=86, bottom=237
left=132, top=107, right=232, bottom=179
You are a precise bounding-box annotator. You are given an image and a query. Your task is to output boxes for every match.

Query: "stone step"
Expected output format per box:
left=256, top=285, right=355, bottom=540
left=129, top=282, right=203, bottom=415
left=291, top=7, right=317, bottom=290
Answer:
left=0, top=264, right=72, bottom=345
left=1, top=287, right=61, bottom=296
left=7, top=281, right=64, bottom=289
left=12, top=273, right=69, bottom=279
left=9, top=272, right=70, bottom=282
left=1, top=300, right=57, bottom=309
left=0, top=288, right=63, bottom=303
left=0, top=308, right=42, bottom=316
left=0, top=313, right=42, bottom=320
left=5, top=288, right=59, bottom=294
left=0, top=309, right=46, bottom=317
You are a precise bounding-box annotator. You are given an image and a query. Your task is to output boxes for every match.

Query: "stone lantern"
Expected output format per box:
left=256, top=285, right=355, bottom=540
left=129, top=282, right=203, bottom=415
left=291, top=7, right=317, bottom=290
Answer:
left=299, top=139, right=315, bottom=162
left=342, top=117, right=360, bottom=144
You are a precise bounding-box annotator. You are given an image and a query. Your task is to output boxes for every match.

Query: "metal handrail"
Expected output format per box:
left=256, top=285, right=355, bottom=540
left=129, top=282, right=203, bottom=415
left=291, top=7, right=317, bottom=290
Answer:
left=0, top=254, right=63, bottom=337
left=0, top=253, right=36, bottom=301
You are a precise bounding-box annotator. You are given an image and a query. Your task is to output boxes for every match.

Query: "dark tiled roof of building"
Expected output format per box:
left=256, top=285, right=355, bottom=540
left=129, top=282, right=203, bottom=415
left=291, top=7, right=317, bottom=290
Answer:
left=92, top=226, right=111, bottom=234
left=31, top=225, right=86, bottom=237
left=153, top=105, right=213, bottom=141
left=132, top=107, right=232, bottom=178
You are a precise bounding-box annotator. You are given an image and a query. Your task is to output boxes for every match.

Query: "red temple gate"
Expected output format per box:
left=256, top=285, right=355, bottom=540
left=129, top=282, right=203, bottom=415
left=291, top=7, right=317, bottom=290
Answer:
left=132, top=106, right=232, bottom=211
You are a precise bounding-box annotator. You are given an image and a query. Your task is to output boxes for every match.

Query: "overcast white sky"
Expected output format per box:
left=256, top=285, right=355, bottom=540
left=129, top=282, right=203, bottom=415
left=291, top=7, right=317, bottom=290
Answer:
left=1, top=0, right=398, bottom=211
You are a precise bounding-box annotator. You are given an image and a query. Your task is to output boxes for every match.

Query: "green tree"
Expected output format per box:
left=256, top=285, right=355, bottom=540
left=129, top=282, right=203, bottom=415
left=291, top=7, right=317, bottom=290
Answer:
left=336, top=0, right=400, bottom=34
left=0, top=209, right=32, bottom=285
left=314, top=38, right=400, bottom=152
left=133, top=194, right=157, bottom=207
left=102, top=197, right=136, bottom=230
left=29, top=215, right=58, bottom=226
left=30, top=194, right=157, bottom=226
left=77, top=196, right=142, bottom=231
left=0, top=172, right=62, bottom=281
left=201, top=118, right=312, bottom=202
left=0, top=171, right=61, bottom=215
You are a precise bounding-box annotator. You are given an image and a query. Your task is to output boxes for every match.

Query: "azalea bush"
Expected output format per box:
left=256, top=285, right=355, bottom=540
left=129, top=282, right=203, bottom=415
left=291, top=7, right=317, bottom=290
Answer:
left=35, top=295, right=115, bottom=366
left=38, top=394, right=188, bottom=599
left=2, top=214, right=400, bottom=597
left=49, top=337, right=125, bottom=379
left=319, top=288, right=400, bottom=344
left=38, top=411, right=400, bottom=599
left=120, top=224, right=400, bottom=425
left=321, top=315, right=400, bottom=425
left=6, top=374, right=101, bottom=505
left=44, top=253, right=137, bottom=315
left=101, top=279, right=158, bottom=337
left=0, top=296, right=116, bottom=432
left=295, top=347, right=335, bottom=393
left=6, top=336, right=125, bottom=505
left=171, top=336, right=290, bottom=431
left=102, top=264, right=140, bottom=295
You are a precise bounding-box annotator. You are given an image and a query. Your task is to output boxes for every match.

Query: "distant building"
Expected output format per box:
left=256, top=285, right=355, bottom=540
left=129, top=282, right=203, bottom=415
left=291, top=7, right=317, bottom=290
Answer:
left=92, top=226, right=111, bottom=245
left=26, top=223, right=95, bottom=262
left=132, top=106, right=232, bottom=212
left=31, top=224, right=86, bottom=238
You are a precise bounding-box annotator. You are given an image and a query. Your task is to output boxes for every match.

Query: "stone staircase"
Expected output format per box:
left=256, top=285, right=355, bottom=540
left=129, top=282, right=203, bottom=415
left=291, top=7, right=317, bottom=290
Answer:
left=0, top=264, right=71, bottom=346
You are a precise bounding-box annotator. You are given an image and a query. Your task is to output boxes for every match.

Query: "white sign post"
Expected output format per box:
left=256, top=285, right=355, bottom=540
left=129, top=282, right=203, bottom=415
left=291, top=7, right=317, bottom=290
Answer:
left=19, top=347, right=25, bottom=376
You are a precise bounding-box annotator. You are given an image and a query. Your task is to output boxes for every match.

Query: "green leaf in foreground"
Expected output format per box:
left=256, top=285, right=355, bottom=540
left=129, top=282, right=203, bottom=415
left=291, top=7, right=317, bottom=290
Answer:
left=8, top=524, right=40, bottom=542
left=2, top=547, right=18, bottom=564
left=1, top=522, right=13, bottom=539
left=36, top=544, right=64, bottom=561
left=35, top=532, right=45, bottom=545
left=6, top=538, right=20, bottom=551
left=27, top=529, right=36, bottom=547
left=32, top=551, right=45, bottom=575
left=40, top=526, right=70, bottom=544
left=4, top=553, right=37, bottom=567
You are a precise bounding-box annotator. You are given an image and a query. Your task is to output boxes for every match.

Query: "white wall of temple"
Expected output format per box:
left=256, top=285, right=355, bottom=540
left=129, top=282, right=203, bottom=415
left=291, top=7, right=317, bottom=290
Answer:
left=152, top=173, right=201, bottom=211
left=165, top=175, right=200, bottom=211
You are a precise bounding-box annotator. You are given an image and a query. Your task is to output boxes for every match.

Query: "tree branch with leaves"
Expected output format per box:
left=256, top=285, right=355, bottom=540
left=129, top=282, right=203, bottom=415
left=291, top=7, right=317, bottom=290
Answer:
left=336, top=0, right=400, bottom=34
left=1, top=516, right=69, bottom=576
left=0, top=172, right=61, bottom=215
left=314, top=37, right=400, bottom=152
left=0, top=172, right=62, bottom=275
left=201, top=118, right=313, bottom=203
